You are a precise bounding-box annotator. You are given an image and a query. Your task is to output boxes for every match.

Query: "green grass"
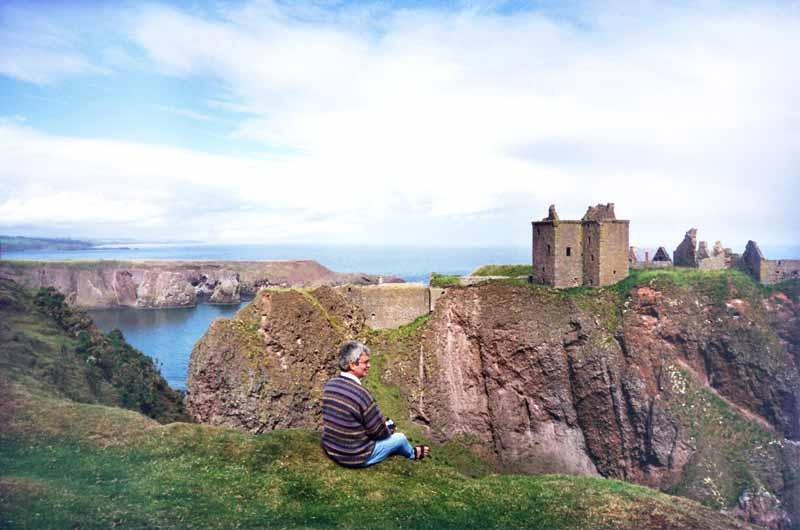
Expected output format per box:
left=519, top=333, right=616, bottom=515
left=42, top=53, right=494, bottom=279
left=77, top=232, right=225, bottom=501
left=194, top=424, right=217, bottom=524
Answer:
left=1, top=272, right=778, bottom=529
left=429, top=273, right=462, bottom=288
left=0, top=281, right=187, bottom=423
left=0, top=422, right=744, bottom=530
left=662, top=364, right=776, bottom=509
left=497, top=267, right=768, bottom=308
left=374, top=314, right=430, bottom=343
left=470, top=264, right=533, bottom=276
left=613, top=267, right=766, bottom=304
left=363, top=319, right=428, bottom=443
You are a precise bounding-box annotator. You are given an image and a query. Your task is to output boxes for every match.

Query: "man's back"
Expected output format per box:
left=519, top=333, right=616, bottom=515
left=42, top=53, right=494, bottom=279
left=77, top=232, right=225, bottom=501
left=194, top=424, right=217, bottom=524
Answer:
left=321, top=374, right=389, bottom=467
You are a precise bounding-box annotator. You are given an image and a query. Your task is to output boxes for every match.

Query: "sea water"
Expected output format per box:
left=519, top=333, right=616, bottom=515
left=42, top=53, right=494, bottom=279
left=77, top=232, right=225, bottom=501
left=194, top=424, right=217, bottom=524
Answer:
left=87, top=303, right=246, bottom=391
left=11, top=243, right=530, bottom=390
left=2, top=243, right=532, bottom=284
left=7, top=242, right=799, bottom=390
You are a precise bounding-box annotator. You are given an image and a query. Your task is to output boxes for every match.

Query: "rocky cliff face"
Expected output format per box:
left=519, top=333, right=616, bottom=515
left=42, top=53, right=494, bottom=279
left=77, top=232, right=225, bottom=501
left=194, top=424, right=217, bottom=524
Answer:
left=185, top=271, right=800, bottom=529
left=414, top=281, right=798, bottom=471
left=0, top=260, right=400, bottom=309
left=186, top=287, right=366, bottom=431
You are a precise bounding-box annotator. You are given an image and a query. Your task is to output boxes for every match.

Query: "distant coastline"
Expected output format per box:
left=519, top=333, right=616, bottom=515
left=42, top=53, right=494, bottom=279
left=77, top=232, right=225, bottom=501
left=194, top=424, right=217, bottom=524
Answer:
left=0, top=235, right=96, bottom=252
left=0, top=243, right=534, bottom=284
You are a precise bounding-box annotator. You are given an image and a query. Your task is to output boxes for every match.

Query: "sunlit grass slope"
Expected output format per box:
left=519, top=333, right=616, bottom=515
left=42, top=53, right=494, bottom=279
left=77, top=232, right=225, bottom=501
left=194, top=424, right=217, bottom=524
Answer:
left=0, top=407, right=754, bottom=530
left=0, top=277, right=757, bottom=530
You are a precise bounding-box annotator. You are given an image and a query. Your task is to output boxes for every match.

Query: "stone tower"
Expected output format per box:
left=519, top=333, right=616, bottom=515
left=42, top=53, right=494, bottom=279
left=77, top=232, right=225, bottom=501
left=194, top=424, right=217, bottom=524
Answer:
left=532, top=203, right=630, bottom=288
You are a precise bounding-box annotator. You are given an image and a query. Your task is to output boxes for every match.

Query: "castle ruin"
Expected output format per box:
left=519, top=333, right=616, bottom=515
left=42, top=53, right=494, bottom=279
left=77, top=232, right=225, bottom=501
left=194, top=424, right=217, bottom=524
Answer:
left=529, top=203, right=795, bottom=288
left=741, top=241, right=800, bottom=285
left=672, top=229, right=730, bottom=270
left=532, top=203, right=629, bottom=288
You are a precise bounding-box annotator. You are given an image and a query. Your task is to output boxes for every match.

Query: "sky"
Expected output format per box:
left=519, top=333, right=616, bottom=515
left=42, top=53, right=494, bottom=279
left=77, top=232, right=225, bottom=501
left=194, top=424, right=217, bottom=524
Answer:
left=1, top=0, right=799, bottom=250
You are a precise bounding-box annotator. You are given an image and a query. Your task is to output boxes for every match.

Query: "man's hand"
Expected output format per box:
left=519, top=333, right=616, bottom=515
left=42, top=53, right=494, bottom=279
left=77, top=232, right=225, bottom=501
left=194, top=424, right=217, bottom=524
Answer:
left=385, top=418, right=396, bottom=434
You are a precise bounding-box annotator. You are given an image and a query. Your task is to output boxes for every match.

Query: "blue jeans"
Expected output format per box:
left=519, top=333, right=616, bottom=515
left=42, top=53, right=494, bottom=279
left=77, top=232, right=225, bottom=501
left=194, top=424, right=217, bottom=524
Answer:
left=363, top=432, right=415, bottom=466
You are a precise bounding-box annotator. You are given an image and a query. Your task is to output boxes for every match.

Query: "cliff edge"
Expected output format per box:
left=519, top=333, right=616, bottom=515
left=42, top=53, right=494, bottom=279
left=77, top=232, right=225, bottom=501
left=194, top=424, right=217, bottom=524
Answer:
left=0, top=275, right=758, bottom=529
left=0, top=259, right=401, bottom=308
left=186, top=270, right=800, bottom=529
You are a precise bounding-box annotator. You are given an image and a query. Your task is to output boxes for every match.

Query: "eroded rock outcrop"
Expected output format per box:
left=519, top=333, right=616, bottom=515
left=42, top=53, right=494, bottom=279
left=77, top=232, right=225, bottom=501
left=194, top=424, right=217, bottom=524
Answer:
left=186, top=275, right=800, bottom=526
left=405, top=281, right=799, bottom=525
left=185, top=287, right=366, bottom=431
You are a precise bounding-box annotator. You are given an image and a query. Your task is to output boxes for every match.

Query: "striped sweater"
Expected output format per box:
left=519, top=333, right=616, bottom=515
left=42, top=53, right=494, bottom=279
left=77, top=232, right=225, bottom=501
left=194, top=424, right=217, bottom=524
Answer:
left=321, top=375, right=390, bottom=467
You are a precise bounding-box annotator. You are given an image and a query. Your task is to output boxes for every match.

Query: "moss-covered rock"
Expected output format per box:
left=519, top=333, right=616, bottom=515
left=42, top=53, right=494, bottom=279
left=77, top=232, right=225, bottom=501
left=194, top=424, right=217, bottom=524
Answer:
left=185, top=286, right=367, bottom=432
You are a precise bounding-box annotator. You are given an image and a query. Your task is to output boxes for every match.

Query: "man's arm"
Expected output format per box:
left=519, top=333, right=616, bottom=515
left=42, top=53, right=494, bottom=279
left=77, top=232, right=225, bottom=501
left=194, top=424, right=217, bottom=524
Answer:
left=362, top=399, right=391, bottom=441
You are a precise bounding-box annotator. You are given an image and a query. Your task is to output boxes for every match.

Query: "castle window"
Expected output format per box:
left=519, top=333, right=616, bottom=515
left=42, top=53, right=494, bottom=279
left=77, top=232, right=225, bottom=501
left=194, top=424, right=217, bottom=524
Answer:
left=591, top=254, right=594, bottom=261
left=547, top=244, right=551, bottom=256
left=542, top=267, right=545, bottom=273
left=613, top=270, right=616, bottom=275
left=566, top=247, right=572, bottom=257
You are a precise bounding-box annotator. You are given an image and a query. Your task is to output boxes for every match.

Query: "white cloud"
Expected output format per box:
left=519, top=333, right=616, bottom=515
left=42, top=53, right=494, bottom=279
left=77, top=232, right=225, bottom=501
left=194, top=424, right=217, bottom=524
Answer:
left=154, top=105, right=215, bottom=122
left=129, top=3, right=800, bottom=178
left=0, top=47, right=99, bottom=85
left=0, top=193, right=165, bottom=225
left=1, top=1, right=799, bottom=248
left=0, top=3, right=115, bottom=84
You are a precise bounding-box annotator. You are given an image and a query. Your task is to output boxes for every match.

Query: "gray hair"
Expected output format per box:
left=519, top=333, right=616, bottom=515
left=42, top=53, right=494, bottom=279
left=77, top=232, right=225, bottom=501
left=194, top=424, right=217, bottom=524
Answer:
left=338, top=341, right=369, bottom=371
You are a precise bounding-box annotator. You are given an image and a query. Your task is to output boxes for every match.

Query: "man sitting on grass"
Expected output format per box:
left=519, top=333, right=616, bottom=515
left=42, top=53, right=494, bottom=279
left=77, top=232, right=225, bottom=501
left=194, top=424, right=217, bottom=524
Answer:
left=321, top=341, right=430, bottom=467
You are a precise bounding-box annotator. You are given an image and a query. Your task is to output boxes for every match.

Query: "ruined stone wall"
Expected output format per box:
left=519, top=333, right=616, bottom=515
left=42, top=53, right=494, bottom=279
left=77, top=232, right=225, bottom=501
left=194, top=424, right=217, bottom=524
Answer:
left=582, top=223, right=602, bottom=287
left=761, top=260, right=800, bottom=285
left=553, top=222, right=584, bottom=288
left=697, top=256, right=727, bottom=270
left=740, top=241, right=800, bottom=284
left=600, top=221, right=628, bottom=285
left=742, top=243, right=764, bottom=280
left=429, top=287, right=447, bottom=311
left=631, top=261, right=672, bottom=270
left=532, top=223, right=556, bottom=285
left=335, top=283, right=430, bottom=329
left=674, top=229, right=698, bottom=267
left=597, top=221, right=629, bottom=286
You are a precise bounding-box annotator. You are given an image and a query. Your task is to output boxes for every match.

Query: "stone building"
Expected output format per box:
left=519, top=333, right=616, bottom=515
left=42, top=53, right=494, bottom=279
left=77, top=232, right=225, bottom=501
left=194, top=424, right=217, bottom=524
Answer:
left=653, top=247, right=671, bottom=263
left=742, top=241, right=800, bottom=285
left=673, top=229, right=729, bottom=270
left=532, top=203, right=629, bottom=288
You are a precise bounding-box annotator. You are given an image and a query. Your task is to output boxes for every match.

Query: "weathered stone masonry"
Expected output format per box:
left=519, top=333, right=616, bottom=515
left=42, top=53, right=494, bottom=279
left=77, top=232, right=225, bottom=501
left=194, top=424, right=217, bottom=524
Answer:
left=335, top=283, right=430, bottom=330
left=532, top=203, right=629, bottom=288
left=742, top=240, right=800, bottom=285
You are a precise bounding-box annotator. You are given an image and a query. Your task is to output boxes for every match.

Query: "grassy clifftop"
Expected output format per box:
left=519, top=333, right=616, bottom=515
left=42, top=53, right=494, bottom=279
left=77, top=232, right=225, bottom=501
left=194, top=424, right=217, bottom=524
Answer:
left=0, top=276, right=763, bottom=529
left=1, top=399, right=754, bottom=530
